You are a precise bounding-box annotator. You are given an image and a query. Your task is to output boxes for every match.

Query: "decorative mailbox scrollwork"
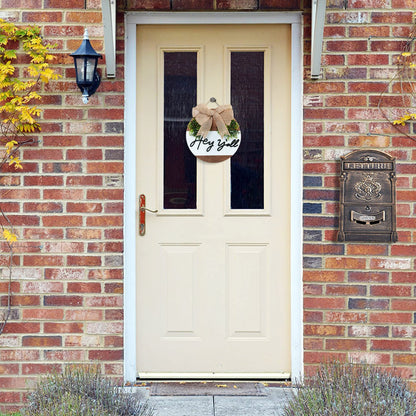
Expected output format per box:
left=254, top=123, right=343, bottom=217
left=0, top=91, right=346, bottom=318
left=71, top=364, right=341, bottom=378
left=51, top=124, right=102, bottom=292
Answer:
left=338, top=149, right=398, bottom=243
left=354, top=174, right=382, bottom=201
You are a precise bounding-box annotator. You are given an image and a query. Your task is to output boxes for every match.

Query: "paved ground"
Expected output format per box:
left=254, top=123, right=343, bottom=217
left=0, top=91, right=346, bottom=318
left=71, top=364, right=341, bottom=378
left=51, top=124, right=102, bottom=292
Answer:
left=133, top=387, right=292, bottom=416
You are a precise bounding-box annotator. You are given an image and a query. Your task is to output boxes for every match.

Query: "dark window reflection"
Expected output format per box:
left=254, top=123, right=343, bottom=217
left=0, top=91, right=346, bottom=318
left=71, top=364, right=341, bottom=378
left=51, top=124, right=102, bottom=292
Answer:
left=164, top=52, right=197, bottom=209
left=231, top=51, right=264, bottom=209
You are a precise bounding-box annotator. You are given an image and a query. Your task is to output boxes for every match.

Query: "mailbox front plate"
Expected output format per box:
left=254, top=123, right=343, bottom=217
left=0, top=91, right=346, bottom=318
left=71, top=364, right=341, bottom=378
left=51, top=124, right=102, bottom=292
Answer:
left=338, top=149, right=397, bottom=243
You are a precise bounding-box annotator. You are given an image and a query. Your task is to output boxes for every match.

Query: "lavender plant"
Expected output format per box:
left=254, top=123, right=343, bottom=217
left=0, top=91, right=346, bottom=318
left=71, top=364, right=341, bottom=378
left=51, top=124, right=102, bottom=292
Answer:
left=284, top=362, right=416, bottom=416
left=24, top=366, right=154, bottom=416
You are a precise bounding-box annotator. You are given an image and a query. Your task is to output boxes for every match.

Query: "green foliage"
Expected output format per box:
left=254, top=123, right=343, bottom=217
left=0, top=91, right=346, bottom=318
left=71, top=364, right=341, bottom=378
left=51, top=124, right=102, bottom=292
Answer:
left=187, top=117, right=240, bottom=140
left=24, top=366, right=154, bottom=416
left=187, top=117, right=202, bottom=137
left=284, top=362, right=416, bottom=416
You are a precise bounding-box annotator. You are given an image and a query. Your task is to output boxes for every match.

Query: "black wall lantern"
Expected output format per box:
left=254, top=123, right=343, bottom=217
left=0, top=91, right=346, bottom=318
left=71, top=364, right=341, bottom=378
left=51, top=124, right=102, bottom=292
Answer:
left=71, top=29, right=102, bottom=104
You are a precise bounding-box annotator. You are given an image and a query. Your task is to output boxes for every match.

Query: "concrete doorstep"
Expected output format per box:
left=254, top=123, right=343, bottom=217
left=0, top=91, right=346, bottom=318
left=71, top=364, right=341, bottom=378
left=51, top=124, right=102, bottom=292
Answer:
left=131, top=386, right=292, bottom=416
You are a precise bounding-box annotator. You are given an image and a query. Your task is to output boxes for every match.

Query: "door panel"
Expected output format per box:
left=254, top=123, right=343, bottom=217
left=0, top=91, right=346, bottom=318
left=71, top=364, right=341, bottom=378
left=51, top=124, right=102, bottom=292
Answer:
left=136, top=24, right=291, bottom=377
left=227, top=244, right=268, bottom=337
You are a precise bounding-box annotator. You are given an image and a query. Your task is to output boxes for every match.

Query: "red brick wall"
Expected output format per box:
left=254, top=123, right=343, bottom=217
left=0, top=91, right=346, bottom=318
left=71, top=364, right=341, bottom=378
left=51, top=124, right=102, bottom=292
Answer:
left=303, top=0, right=416, bottom=386
left=0, top=1, right=125, bottom=411
left=0, top=0, right=416, bottom=411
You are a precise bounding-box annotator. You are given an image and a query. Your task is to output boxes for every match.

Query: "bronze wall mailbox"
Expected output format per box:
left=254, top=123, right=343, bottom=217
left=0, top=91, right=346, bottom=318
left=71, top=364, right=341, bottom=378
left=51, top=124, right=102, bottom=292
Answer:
left=338, top=149, right=397, bottom=243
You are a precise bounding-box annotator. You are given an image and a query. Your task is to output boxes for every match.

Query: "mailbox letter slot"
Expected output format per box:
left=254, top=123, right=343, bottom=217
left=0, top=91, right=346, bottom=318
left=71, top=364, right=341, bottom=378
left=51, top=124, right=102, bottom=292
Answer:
left=350, top=210, right=385, bottom=225
left=338, top=150, right=397, bottom=243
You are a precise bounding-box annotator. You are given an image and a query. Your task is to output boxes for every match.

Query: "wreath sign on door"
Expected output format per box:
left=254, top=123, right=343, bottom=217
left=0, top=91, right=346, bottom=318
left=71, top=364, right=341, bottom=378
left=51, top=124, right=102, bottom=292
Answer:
left=186, top=98, right=241, bottom=163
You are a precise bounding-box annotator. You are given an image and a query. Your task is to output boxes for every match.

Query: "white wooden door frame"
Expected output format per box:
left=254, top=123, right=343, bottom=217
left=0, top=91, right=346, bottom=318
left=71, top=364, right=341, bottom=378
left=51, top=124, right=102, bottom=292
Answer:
left=123, top=11, right=303, bottom=382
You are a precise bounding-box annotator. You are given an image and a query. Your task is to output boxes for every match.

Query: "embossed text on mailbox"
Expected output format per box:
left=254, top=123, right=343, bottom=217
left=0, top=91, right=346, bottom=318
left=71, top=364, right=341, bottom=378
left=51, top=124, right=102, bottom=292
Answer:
left=338, top=149, right=397, bottom=243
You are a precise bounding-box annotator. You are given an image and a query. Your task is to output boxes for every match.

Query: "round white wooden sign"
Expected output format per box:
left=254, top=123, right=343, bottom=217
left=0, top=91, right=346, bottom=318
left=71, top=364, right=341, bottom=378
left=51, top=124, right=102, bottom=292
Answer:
left=186, top=131, right=241, bottom=162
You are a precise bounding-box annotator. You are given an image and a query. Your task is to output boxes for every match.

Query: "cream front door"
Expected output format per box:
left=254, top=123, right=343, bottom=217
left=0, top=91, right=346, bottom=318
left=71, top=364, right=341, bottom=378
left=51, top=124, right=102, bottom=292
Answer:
left=136, top=24, right=291, bottom=378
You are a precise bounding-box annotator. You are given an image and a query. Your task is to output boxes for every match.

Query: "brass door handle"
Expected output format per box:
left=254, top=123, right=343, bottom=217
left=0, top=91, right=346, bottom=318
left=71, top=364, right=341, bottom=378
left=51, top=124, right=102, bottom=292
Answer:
left=139, top=194, right=158, bottom=236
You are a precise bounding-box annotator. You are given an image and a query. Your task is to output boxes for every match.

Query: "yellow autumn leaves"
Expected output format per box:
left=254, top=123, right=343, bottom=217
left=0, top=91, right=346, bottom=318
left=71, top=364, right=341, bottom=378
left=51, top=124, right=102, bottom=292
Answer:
left=3, top=229, right=17, bottom=244
left=0, top=18, right=59, bottom=138
left=396, top=50, right=416, bottom=68
left=393, top=113, right=416, bottom=127
left=0, top=20, right=59, bottom=246
left=392, top=45, right=416, bottom=128
left=5, top=140, right=22, bottom=169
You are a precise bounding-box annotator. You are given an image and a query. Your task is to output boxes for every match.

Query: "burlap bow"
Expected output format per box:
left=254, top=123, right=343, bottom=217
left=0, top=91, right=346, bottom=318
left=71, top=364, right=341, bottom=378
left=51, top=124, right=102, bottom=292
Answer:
left=192, top=104, right=234, bottom=139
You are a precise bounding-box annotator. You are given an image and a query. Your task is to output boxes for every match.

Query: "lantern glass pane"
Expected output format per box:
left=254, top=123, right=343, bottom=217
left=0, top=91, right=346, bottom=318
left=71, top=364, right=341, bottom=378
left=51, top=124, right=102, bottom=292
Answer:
left=75, top=57, right=96, bottom=84
left=75, top=57, right=86, bottom=82
left=86, top=58, right=96, bottom=82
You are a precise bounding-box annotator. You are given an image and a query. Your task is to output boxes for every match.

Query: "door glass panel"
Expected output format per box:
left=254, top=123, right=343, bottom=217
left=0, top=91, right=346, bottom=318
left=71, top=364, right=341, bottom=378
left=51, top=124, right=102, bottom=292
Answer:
left=164, top=52, right=197, bottom=209
left=230, top=51, right=264, bottom=210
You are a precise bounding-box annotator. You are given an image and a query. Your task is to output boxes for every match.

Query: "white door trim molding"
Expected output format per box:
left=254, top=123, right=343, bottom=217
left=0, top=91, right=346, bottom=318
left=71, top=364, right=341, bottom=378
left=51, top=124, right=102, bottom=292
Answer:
left=124, top=11, right=303, bottom=382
